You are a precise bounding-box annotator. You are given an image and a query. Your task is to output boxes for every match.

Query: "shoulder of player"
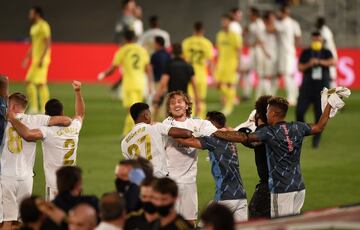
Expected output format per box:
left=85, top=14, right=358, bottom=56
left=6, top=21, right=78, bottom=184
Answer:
left=126, top=209, right=144, bottom=219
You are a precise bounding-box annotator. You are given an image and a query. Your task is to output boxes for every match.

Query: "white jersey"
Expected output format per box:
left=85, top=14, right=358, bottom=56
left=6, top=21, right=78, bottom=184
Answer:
left=229, top=21, right=243, bottom=36
left=320, top=25, right=337, bottom=60
left=39, top=119, right=82, bottom=189
left=163, top=117, right=217, bottom=184
left=248, top=19, right=266, bottom=71
left=275, top=17, right=301, bottom=56
left=1, top=114, right=50, bottom=179
left=121, top=122, right=172, bottom=177
left=138, top=28, right=171, bottom=54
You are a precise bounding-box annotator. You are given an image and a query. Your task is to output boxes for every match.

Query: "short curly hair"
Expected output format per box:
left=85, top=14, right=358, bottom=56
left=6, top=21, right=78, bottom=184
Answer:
left=268, top=96, right=289, bottom=118
left=166, top=91, right=192, bottom=117
left=255, top=95, right=272, bottom=124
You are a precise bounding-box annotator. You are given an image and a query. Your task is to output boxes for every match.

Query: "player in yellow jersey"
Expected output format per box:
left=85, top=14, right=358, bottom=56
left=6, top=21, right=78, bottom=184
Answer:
left=182, top=21, right=214, bottom=118
left=215, top=14, right=242, bottom=116
left=22, top=6, right=51, bottom=114
left=98, top=31, right=153, bottom=136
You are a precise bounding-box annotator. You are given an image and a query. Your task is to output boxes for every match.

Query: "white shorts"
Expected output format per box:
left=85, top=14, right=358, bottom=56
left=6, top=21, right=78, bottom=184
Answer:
left=271, top=189, right=305, bottom=218
left=45, top=186, right=58, bottom=201
left=277, top=53, right=296, bottom=75
left=217, top=199, right=248, bottom=222
left=175, top=183, right=198, bottom=220
left=1, top=176, right=33, bottom=221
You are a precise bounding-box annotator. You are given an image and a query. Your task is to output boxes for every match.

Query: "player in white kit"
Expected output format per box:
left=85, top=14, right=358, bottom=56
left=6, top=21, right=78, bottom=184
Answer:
left=275, top=5, right=301, bottom=105
left=248, top=7, right=266, bottom=99
left=257, top=11, right=279, bottom=97
left=3, top=92, right=71, bottom=228
left=162, top=90, right=217, bottom=225
left=121, top=102, right=193, bottom=177
left=7, top=81, right=84, bottom=201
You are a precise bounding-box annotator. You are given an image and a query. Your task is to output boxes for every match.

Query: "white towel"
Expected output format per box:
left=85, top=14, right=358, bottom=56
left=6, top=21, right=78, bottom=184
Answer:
left=235, top=109, right=257, bottom=132
left=321, top=87, right=351, bottom=118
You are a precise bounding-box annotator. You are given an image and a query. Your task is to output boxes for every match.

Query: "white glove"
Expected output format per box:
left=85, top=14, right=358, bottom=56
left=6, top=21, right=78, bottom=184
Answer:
left=97, top=72, right=106, bottom=81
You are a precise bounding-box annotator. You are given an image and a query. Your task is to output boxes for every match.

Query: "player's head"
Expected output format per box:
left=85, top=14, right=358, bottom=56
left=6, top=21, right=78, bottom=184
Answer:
left=140, top=177, right=157, bottom=214
left=249, top=7, right=260, bottom=21
left=149, top=15, right=159, bottom=28
left=279, top=4, right=290, bottom=18
left=56, top=166, right=82, bottom=196
left=152, top=177, right=178, bottom=217
left=9, top=92, right=28, bottom=113
left=194, top=21, right=204, bottom=33
left=206, top=111, right=226, bottom=129
left=172, top=43, right=182, bottom=57
left=255, top=95, right=272, bottom=126
left=130, top=102, right=151, bottom=124
left=69, top=203, right=97, bottom=230
left=266, top=97, right=289, bottom=125
left=221, top=14, right=232, bottom=29
left=263, top=10, right=275, bottom=24
left=310, top=31, right=323, bottom=51
left=154, top=36, right=165, bottom=50
left=20, top=196, right=43, bottom=225
left=230, top=7, right=242, bottom=22
left=45, top=99, right=64, bottom=116
left=166, top=90, right=192, bottom=119
left=200, top=203, right=235, bottom=230
left=124, top=30, right=136, bottom=42
left=315, top=17, right=326, bottom=30
left=29, top=6, right=44, bottom=21
left=99, top=192, right=126, bottom=223
left=122, top=0, right=136, bottom=11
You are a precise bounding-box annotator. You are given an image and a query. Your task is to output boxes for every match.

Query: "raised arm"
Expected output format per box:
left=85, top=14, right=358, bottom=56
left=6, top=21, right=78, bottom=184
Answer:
left=213, top=130, right=260, bottom=144
left=175, top=137, right=203, bottom=149
left=48, top=116, right=72, bottom=127
left=168, top=127, right=193, bottom=138
left=8, top=112, right=43, bottom=142
left=72, top=80, right=85, bottom=120
left=311, top=103, right=331, bottom=134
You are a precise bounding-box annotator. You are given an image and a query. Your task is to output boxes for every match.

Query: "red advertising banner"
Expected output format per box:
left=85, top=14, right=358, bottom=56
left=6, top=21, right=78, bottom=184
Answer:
left=0, top=42, right=359, bottom=88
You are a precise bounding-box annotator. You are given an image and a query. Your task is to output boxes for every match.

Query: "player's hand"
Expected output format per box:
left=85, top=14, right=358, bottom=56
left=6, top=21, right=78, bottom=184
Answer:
left=97, top=72, right=106, bottom=81
left=22, top=57, right=29, bottom=69
left=36, top=199, right=66, bottom=224
left=309, top=58, right=319, bottom=66
left=72, top=80, right=82, bottom=91
left=6, top=111, right=16, bottom=121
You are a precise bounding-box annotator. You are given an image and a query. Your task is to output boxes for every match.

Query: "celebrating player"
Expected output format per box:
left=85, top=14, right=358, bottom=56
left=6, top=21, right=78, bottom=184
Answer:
left=2, top=93, right=71, bottom=228
left=182, top=21, right=214, bottom=118
left=213, top=96, right=333, bottom=218
left=22, top=6, right=51, bottom=114
left=98, top=30, right=153, bottom=137
left=121, top=102, right=193, bottom=177
left=175, top=111, right=248, bottom=222
left=215, top=14, right=242, bottom=116
left=7, top=81, right=85, bottom=201
left=162, top=91, right=217, bottom=225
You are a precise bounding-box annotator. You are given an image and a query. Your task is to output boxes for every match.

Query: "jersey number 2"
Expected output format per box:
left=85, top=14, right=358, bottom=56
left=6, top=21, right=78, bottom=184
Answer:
left=7, top=127, right=23, bottom=154
left=127, top=135, right=152, bottom=160
left=63, top=139, right=75, bottom=166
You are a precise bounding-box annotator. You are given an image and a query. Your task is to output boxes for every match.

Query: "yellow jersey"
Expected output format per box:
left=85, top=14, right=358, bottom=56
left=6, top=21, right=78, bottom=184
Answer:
left=216, top=30, right=241, bottom=71
left=30, top=19, right=51, bottom=63
left=112, top=43, right=149, bottom=90
left=182, top=35, right=213, bottom=82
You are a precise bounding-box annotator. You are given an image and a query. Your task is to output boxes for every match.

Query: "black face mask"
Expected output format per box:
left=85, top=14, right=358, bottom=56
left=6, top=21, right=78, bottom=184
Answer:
left=156, top=203, right=174, bottom=217
left=142, top=201, right=157, bottom=214
left=115, top=178, right=131, bottom=193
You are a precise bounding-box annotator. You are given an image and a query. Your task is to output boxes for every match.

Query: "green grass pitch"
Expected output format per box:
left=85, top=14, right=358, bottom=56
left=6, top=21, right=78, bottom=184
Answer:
left=9, top=82, right=360, bottom=214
